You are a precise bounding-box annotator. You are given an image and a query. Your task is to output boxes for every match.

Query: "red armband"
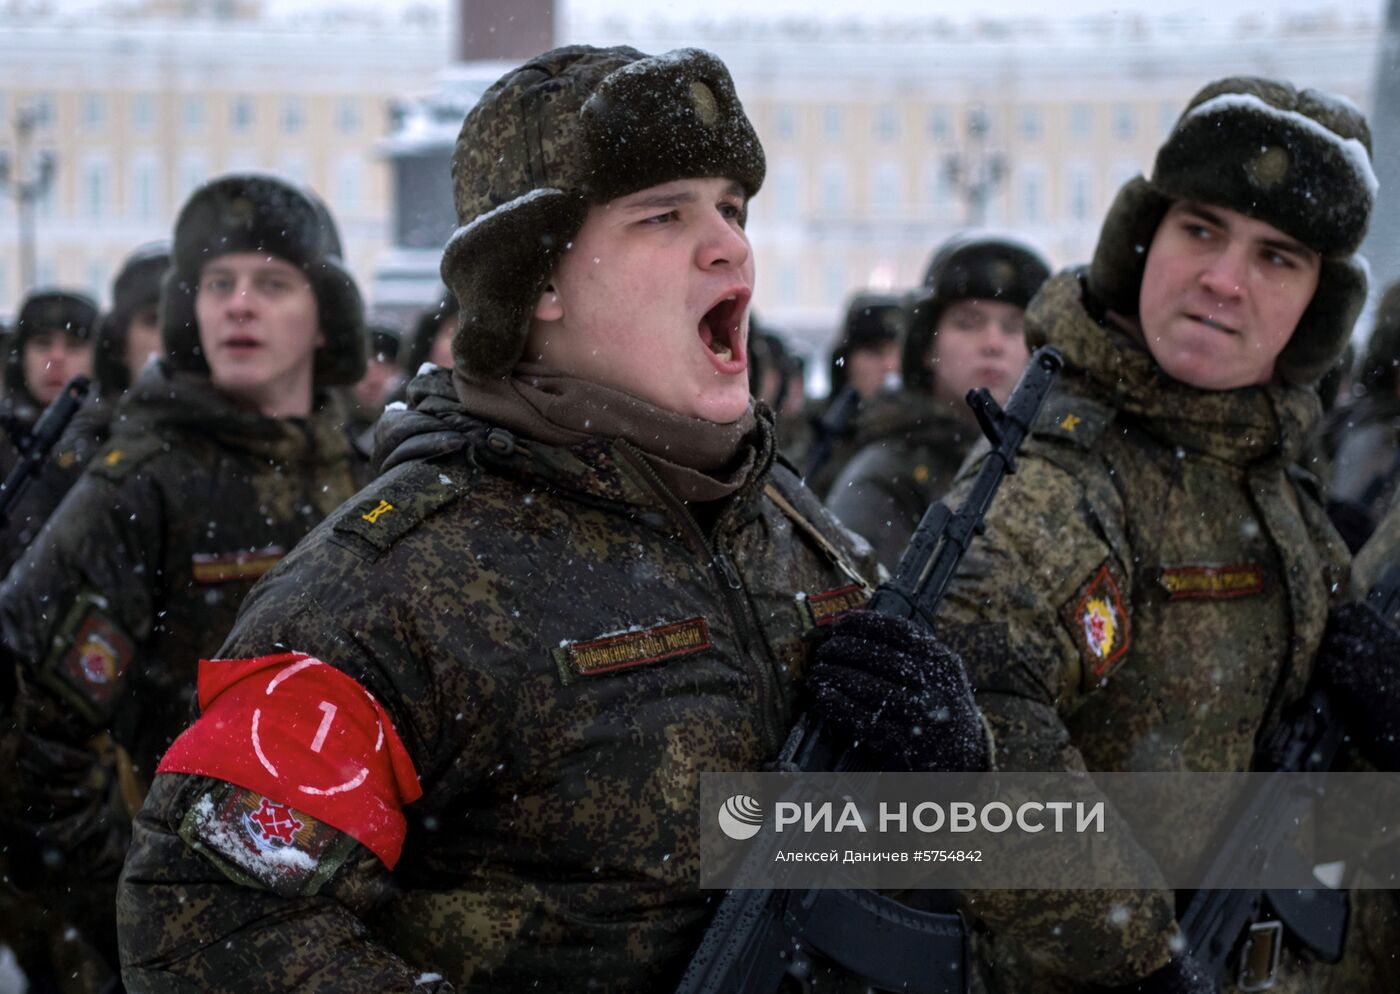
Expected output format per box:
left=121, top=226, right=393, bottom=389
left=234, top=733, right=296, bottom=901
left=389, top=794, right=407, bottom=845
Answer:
left=159, top=651, right=423, bottom=868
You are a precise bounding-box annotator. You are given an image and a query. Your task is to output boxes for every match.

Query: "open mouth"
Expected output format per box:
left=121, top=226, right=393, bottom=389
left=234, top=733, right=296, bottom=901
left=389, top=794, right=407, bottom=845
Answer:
left=224, top=335, right=263, bottom=351
left=698, top=289, right=749, bottom=365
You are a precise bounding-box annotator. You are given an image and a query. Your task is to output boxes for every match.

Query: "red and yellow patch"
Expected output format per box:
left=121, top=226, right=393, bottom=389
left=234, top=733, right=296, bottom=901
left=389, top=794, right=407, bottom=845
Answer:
left=554, top=617, right=713, bottom=681
left=797, top=584, right=870, bottom=630
left=1157, top=564, right=1265, bottom=601
left=178, top=783, right=356, bottom=897
left=191, top=546, right=285, bottom=585
left=1062, top=563, right=1130, bottom=680
left=43, top=598, right=136, bottom=722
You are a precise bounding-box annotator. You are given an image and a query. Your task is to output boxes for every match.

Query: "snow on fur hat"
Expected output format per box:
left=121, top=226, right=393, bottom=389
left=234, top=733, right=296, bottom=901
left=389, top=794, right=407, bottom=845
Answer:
left=830, top=291, right=904, bottom=393
left=8, top=289, right=99, bottom=396
left=96, top=242, right=169, bottom=394
left=440, top=44, right=766, bottom=379
left=1088, top=76, right=1376, bottom=385
left=161, top=173, right=365, bottom=386
left=902, top=234, right=1050, bottom=392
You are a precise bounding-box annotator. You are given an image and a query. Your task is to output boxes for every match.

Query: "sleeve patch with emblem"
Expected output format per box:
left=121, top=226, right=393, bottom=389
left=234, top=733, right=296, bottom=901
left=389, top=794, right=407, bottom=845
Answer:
left=178, top=781, right=359, bottom=897
left=1060, top=562, right=1131, bottom=680
left=1157, top=563, right=1266, bottom=601
left=159, top=652, right=422, bottom=869
left=796, top=584, right=870, bottom=630
left=552, top=617, right=712, bottom=682
left=39, top=593, right=136, bottom=724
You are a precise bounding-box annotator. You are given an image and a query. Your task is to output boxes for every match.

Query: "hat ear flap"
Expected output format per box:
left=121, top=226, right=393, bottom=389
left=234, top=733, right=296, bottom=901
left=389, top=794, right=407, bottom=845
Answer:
left=441, top=190, right=588, bottom=379
left=1275, top=257, right=1366, bottom=386
left=1087, top=177, right=1172, bottom=316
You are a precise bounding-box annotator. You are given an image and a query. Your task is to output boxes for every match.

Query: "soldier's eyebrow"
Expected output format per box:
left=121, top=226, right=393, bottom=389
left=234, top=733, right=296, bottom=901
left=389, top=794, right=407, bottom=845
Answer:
left=621, top=190, right=697, bottom=210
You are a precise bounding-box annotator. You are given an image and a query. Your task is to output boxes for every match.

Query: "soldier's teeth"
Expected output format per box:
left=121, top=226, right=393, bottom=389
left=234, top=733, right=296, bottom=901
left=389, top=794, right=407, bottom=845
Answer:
left=713, top=346, right=733, bottom=362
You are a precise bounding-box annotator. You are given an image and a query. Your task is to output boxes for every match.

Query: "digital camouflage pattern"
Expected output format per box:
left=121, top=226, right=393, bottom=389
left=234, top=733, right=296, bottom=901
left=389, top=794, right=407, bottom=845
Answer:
left=0, top=359, right=368, bottom=982
left=938, top=273, right=1351, bottom=992
left=825, top=390, right=975, bottom=572
left=117, top=367, right=880, bottom=993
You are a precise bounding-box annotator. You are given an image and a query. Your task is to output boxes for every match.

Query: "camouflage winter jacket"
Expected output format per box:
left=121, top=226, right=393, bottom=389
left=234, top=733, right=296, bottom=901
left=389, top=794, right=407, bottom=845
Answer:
left=938, top=272, right=1350, bottom=991
left=1, top=359, right=368, bottom=855
left=116, top=368, right=879, bottom=994
left=826, top=389, right=975, bottom=571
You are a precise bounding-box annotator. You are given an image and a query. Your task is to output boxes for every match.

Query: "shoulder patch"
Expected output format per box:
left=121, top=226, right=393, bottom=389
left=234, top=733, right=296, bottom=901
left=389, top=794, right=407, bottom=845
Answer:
left=1060, top=560, right=1131, bottom=687
left=178, top=780, right=358, bottom=897
left=1032, top=388, right=1114, bottom=450
left=795, top=584, right=870, bottom=630
left=333, top=461, right=474, bottom=556
left=85, top=435, right=168, bottom=482
left=37, top=591, right=136, bottom=725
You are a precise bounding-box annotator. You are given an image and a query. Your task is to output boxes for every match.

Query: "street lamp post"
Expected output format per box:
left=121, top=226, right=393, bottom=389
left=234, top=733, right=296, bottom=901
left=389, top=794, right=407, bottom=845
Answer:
left=0, top=106, right=58, bottom=294
left=943, top=106, right=1008, bottom=227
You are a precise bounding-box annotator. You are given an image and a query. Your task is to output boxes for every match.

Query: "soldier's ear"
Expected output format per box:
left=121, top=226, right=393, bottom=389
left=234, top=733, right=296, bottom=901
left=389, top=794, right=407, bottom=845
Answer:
left=533, top=283, right=564, bottom=323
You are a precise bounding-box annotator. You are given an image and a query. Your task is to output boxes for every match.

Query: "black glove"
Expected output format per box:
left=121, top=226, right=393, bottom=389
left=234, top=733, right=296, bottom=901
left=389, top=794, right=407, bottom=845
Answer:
left=1315, top=600, right=1400, bottom=770
left=807, top=610, right=989, bottom=772
left=1095, top=954, right=1216, bottom=994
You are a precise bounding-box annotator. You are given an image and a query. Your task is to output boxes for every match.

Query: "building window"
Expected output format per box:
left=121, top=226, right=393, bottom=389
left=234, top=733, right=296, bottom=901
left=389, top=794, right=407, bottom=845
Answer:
left=1112, top=103, right=1136, bottom=140
left=1020, top=106, right=1043, bottom=141
left=774, top=104, right=797, bottom=140
left=336, top=156, right=363, bottom=213
left=87, top=258, right=105, bottom=299
left=874, top=105, right=899, bottom=142
left=1069, top=103, right=1092, bottom=139
left=773, top=159, right=801, bottom=219
left=180, top=153, right=209, bottom=199
left=131, top=160, right=160, bottom=220
left=81, top=94, right=106, bottom=130
left=872, top=160, right=902, bottom=211
left=820, top=160, right=847, bottom=214
left=230, top=96, right=254, bottom=132
left=925, top=162, right=956, bottom=213
left=1111, top=160, right=1138, bottom=189
left=132, top=93, right=156, bottom=132
left=183, top=95, right=205, bottom=133
left=282, top=97, right=304, bottom=134
left=32, top=93, right=55, bottom=128
left=83, top=160, right=108, bottom=218
left=823, top=105, right=845, bottom=140
left=823, top=255, right=846, bottom=307
left=928, top=107, right=951, bottom=141
left=37, top=258, right=56, bottom=286
left=337, top=98, right=360, bottom=134
left=1022, top=168, right=1044, bottom=224
left=1067, top=163, right=1092, bottom=221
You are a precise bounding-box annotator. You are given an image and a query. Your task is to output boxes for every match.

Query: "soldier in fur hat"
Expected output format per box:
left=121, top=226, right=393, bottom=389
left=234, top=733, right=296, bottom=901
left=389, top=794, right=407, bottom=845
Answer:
left=116, top=45, right=989, bottom=992
left=933, top=78, right=1394, bottom=993
left=826, top=235, right=1049, bottom=569
left=0, top=173, right=370, bottom=988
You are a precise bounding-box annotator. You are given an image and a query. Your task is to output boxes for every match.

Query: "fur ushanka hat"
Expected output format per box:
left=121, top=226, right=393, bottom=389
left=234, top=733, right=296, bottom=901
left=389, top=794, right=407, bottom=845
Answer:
left=1088, top=76, right=1376, bottom=385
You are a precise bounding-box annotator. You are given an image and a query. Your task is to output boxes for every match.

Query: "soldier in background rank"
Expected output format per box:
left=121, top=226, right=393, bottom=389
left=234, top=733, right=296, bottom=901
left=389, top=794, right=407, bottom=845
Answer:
left=115, top=45, right=989, bottom=993
left=934, top=77, right=1395, bottom=993
left=827, top=236, right=1048, bottom=570
left=0, top=172, right=369, bottom=988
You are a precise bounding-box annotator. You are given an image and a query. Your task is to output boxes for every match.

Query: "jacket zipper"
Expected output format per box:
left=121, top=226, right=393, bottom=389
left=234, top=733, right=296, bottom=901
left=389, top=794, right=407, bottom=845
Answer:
left=615, top=442, right=784, bottom=756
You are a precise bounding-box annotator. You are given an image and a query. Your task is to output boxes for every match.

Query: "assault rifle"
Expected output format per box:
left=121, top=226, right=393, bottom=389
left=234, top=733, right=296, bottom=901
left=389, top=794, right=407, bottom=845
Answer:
left=1181, top=563, right=1400, bottom=991
left=677, top=347, right=1064, bottom=994
left=801, top=385, right=861, bottom=484
left=0, top=375, right=92, bottom=531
